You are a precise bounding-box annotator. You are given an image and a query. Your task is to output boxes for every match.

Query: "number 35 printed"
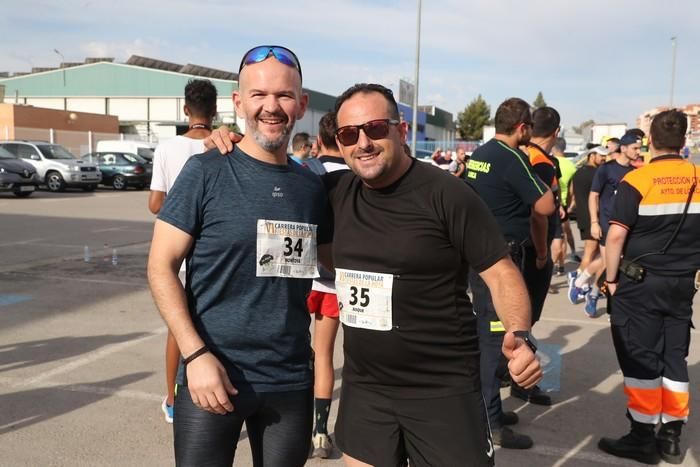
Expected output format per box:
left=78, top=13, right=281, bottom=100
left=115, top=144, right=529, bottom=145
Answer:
left=349, top=286, right=370, bottom=307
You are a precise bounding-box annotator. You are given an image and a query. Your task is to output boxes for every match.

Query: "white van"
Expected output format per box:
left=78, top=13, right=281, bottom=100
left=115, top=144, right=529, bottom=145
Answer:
left=96, top=140, right=156, bottom=162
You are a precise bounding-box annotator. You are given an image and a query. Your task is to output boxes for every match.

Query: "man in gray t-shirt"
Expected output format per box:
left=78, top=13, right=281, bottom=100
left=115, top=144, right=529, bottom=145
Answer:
left=148, top=45, right=330, bottom=467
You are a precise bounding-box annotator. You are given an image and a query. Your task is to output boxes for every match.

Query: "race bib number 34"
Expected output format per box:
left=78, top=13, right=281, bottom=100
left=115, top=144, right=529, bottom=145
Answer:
left=336, top=268, right=393, bottom=331
left=256, top=220, right=318, bottom=278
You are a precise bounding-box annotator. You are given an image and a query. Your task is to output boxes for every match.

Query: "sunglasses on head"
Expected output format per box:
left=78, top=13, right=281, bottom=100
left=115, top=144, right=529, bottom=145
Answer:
left=238, top=45, right=303, bottom=81
left=335, top=119, right=400, bottom=146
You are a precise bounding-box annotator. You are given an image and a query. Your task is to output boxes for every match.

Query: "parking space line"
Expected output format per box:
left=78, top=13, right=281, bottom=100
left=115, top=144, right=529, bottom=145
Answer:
left=541, top=316, right=700, bottom=335
left=92, top=227, right=127, bottom=233
left=17, top=327, right=167, bottom=387
left=0, top=239, right=44, bottom=247
left=14, top=274, right=145, bottom=286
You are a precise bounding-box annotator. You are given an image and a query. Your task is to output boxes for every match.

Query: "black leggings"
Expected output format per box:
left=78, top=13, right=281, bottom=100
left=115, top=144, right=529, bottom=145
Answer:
left=174, top=386, right=313, bottom=467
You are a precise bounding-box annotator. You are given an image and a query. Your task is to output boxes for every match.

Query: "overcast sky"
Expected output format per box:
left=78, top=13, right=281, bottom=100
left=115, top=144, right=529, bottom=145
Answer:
left=2, top=0, right=699, bottom=127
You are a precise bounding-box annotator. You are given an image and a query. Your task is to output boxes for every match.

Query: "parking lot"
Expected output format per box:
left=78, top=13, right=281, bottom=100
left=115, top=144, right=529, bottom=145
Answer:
left=0, top=189, right=698, bottom=467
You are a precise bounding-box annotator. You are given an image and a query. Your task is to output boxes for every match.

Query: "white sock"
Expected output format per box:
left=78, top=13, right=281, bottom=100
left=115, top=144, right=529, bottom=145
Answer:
left=575, top=270, right=592, bottom=288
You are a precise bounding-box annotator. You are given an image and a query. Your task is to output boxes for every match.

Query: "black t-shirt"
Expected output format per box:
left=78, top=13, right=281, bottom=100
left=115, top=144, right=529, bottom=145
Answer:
left=572, top=165, right=597, bottom=229
left=590, top=160, right=634, bottom=229
left=467, top=139, right=548, bottom=242
left=326, top=160, right=508, bottom=398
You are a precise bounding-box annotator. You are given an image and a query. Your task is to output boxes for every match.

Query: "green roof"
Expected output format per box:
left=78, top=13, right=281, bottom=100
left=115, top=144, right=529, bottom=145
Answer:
left=0, top=62, right=237, bottom=97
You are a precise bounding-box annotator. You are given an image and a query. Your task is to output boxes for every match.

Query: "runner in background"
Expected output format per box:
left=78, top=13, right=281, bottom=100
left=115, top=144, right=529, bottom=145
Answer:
left=148, top=78, right=218, bottom=423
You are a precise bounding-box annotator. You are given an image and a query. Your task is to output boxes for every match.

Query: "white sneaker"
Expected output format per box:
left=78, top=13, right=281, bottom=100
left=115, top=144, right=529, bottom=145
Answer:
left=311, top=433, right=333, bottom=458
left=161, top=397, right=174, bottom=424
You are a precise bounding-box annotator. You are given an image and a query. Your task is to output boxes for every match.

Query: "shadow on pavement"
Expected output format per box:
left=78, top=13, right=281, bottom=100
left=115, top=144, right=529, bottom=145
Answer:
left=0, top=372, right=153, bottom=435
left=0, top=333, right=151, bottom=373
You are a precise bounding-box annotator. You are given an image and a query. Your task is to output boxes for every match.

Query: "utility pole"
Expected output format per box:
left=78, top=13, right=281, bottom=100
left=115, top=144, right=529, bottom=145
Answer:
left=411, top=0, right=422, bottom=158
left=669, top=37, right=677, bottom=107
left=54, top=49, right=66, bottom=87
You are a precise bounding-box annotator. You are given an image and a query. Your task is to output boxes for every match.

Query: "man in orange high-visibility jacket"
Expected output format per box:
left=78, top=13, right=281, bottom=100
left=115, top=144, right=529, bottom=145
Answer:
left=599, top=109, right=700, bottom=465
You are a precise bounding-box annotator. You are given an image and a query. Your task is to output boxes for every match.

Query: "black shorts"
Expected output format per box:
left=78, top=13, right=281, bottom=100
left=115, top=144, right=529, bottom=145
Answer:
left=336, top=383, right=494, bottom=467
left=579, top=227, right=593, bottom=241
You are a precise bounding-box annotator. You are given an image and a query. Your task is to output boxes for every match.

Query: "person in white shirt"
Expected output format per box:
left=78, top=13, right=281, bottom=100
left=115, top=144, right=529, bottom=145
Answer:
left=148, top=78, right=218, bottom=423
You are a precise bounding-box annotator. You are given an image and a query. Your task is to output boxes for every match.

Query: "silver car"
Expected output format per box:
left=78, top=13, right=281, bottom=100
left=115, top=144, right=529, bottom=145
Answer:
left=0, top=141, right=101, bottom=192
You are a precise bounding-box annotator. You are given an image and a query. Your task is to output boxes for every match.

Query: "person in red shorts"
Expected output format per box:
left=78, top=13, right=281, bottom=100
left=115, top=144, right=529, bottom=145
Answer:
left=306, top=112, right=349, bottom=458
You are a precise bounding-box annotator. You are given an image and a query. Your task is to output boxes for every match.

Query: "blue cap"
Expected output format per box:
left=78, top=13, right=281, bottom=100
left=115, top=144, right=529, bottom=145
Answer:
left=620, top=132, right=642, bottom=146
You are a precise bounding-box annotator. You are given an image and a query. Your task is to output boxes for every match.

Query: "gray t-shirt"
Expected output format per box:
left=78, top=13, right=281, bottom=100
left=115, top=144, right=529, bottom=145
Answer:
left=158, top=147, right=330, bottom=393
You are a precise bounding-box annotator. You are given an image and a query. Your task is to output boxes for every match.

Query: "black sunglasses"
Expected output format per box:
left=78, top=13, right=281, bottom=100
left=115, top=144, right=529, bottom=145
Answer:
left=335, top=119, right=400, bottom=146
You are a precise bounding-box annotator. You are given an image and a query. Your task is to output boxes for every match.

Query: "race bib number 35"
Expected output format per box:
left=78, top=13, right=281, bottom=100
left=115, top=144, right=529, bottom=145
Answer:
left=335, top=268, right=393, bottom=331
left=256, top=220, right=318, bottom=278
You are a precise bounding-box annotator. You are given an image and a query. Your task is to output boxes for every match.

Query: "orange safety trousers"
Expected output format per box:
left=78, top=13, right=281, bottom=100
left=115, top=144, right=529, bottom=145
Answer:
left=608, top=272, right=694, bottom=424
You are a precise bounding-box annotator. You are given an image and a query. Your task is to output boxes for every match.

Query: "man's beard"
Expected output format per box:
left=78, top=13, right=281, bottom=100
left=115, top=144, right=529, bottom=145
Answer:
left=248, top=113, right=294, bottom=152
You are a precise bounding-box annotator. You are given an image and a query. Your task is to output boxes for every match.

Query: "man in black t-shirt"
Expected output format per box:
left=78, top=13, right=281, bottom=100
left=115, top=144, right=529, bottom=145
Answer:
left=467, top=98, right=556, bottom=450
left=329, top=84, right=542, bottom=467
left=567, top=146, right=607, bottom=311
left=207, top=85, right=543, bottom=467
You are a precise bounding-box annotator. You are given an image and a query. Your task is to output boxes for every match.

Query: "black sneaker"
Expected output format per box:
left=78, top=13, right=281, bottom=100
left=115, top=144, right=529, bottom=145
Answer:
left=492, top=426, right=533, bottom=449
left=510, top=384, right=552, bottom=406
left=500, top=411, right=519, bottom=426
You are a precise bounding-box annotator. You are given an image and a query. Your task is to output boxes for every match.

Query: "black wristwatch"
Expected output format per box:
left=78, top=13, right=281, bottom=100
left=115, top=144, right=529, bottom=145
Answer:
left=513, top=330, right=538, bottom=353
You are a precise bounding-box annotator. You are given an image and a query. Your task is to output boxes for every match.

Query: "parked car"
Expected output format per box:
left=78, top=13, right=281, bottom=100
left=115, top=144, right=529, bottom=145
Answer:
left=0, top=146, right=40, bottom=197
left=82, top=152, right=152, bottom=190
left=0, top=141, right=101, bottom=192
left=95, top=140, right=156, bottom=162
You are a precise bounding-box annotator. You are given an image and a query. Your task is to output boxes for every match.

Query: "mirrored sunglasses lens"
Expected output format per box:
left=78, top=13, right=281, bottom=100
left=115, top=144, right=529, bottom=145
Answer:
left=243, top=47, right=271, bottom=66
left=271, top=48, right=298, bottom=68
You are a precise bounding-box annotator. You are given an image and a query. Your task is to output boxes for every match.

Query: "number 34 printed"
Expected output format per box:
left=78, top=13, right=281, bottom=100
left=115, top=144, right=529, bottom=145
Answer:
left=283, top=237, right=304, bottom=257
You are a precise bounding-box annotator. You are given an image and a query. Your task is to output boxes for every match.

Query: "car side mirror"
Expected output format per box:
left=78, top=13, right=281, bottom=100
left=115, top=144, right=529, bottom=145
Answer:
left=30, top=154, right=41, bottom=161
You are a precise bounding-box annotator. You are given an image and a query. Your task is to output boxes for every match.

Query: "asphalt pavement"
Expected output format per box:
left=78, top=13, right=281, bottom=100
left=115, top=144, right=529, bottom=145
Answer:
left=0, top=189, right=698, bottom=467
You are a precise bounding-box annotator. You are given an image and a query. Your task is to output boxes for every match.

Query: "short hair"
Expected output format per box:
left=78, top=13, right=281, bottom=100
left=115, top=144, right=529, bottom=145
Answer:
left=606, top=137, right=620, bottom=145
left=627, top=128, right=646, bottom=139
left=553, top=137, right=567, bottom=152
left=650, top=110, right=687, bottom=152
left=317, top=112, right=339, bottom=151
left=291, top=132, right=311, bottom=151
left=184, top=79, right=218, bottom=118
left=585, top=142, right=600, bottom=150
left=334, top=83, right=400, bottom=122
left=532, top=106, right=561, bottom=138
left=494, top=98, right=532, bottom=135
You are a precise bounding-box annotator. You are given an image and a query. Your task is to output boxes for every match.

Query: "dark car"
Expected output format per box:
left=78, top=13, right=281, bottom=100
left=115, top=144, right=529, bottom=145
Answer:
left=0, top=146, right=40, bottom=197
left=82, top=152, right=152, bottom=190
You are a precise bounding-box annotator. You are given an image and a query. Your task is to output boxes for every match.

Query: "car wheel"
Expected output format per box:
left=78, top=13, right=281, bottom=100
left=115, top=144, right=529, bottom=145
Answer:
left=112, top=175, right=127, bottom=190
left=82, top=184, right=97, bottom=192
left=13, top=191, right=33, bottom=198
left=46, top=171, right=66, bottom=192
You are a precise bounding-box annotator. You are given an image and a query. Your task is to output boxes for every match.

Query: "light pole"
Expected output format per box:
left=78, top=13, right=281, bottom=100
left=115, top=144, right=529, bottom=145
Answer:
left=411, top=0, right=422, bottom=159
left=53, top=49, right=66, bottom=87
left=669, top=37, right=677, bottom=107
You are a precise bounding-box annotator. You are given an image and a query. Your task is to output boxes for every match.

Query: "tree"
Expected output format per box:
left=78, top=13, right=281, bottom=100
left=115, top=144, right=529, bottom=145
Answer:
left=572, top=119, right=595, bottom=134
left=533, top=91, right=547, bottom=108
left=457, top=95, right=491, bottom=140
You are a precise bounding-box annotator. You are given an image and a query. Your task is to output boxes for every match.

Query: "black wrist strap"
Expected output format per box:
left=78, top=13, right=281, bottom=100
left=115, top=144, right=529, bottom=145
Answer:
left=183, top=346, right=209, bottom=366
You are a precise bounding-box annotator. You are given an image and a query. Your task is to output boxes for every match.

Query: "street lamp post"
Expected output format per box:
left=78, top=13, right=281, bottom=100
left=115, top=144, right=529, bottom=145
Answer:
left=411, top=0, right=422, bottom=159
left=53, top=49, right=66, bottom=87
left=669, top=37, right=677, bottom=107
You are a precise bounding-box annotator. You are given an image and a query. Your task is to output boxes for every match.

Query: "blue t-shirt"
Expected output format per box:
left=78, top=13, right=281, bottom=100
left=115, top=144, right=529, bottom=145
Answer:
left=590, top=160, right=634, bottom=230
left=158, top=147, right=330, bottom=393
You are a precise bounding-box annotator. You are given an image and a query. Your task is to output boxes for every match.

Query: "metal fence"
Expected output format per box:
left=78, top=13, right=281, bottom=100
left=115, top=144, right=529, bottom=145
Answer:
left=0, top=127, right=154, bottom=157
left=414, top=140, right=482, bottom=152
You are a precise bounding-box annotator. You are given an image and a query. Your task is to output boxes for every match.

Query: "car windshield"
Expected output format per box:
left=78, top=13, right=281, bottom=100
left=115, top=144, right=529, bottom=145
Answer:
left=122, top=153, right=146, bottom=164
left=0, top=147, right=16, bottom=159
left=37, top=144, right=76, bottom=160
left=137, top=148, right=154, bottom=160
